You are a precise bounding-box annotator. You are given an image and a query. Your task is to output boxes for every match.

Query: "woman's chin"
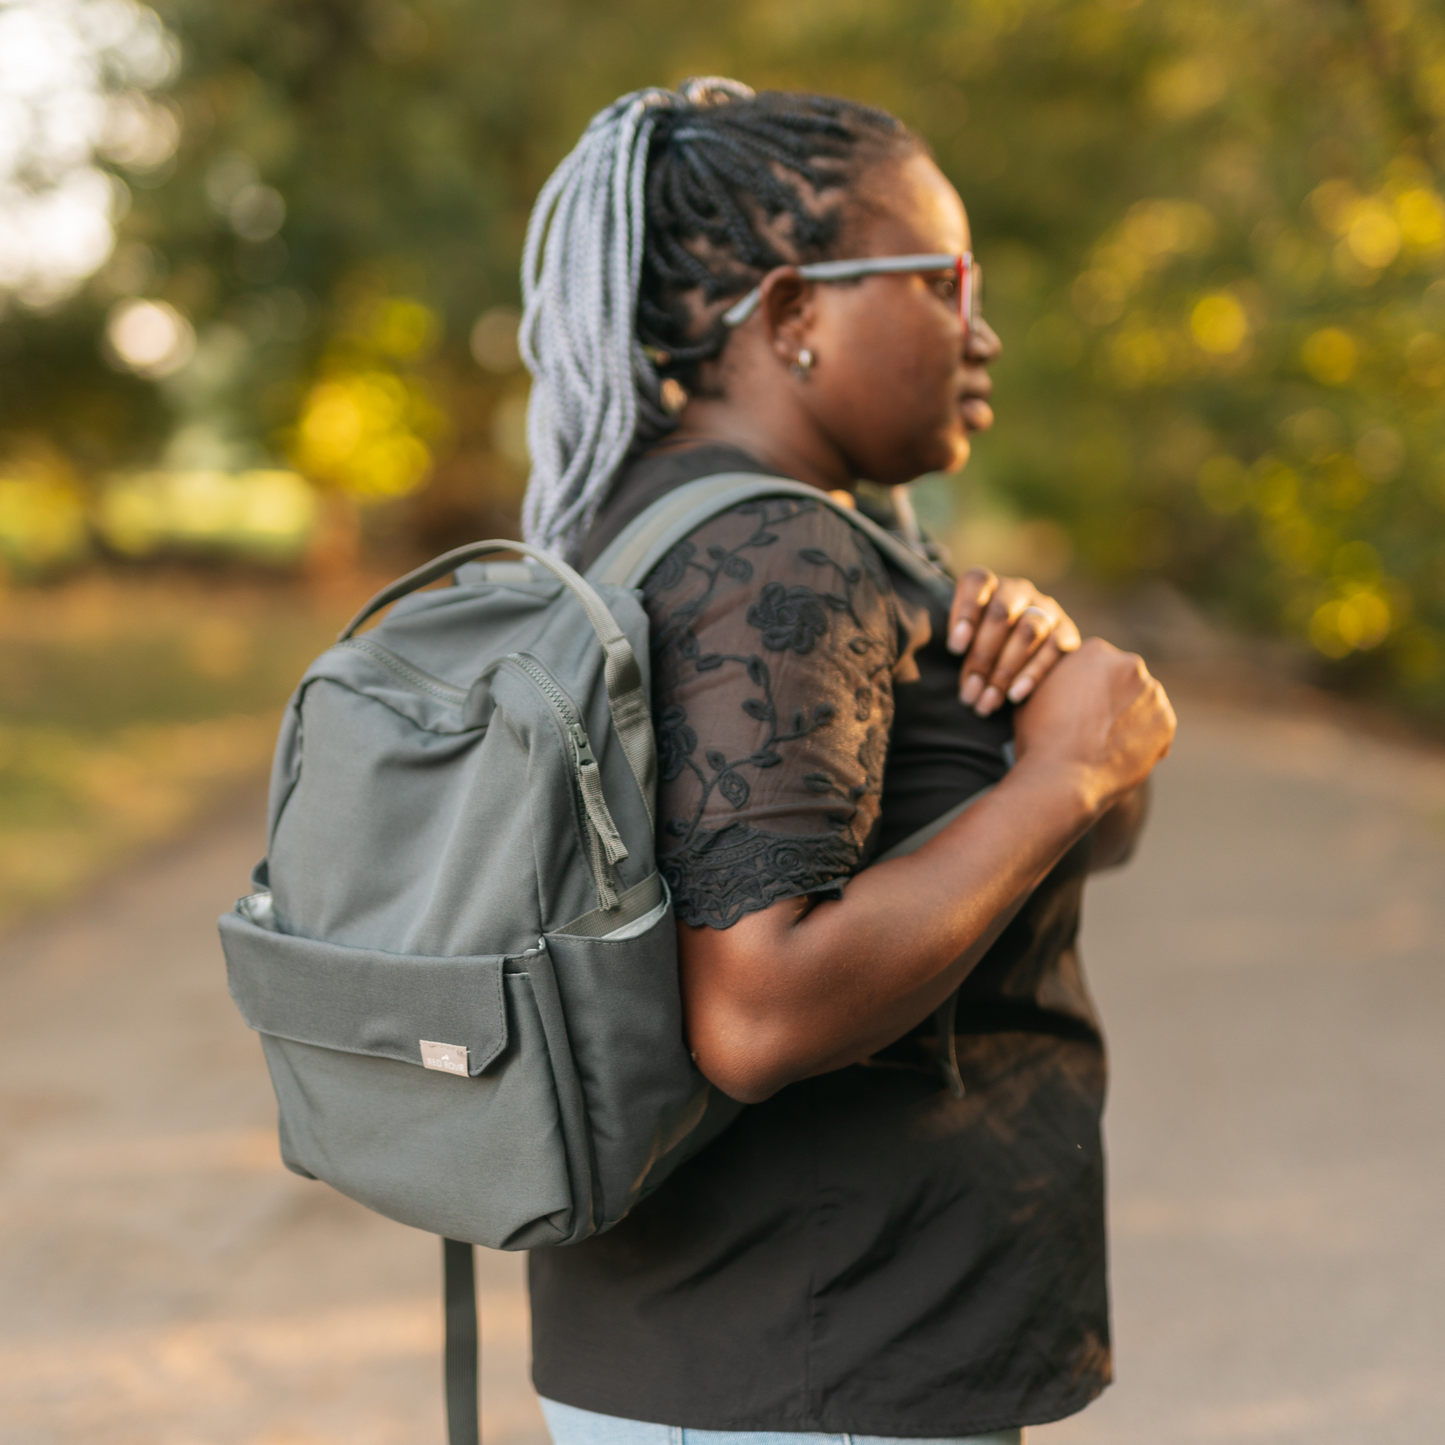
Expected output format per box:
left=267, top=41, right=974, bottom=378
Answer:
left=884, top=429, right=970, bottom=484
left=939, top=435, right=972, bottom=475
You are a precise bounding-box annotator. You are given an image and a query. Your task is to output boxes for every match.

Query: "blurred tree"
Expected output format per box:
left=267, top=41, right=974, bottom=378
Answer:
left=2, top=0, right=1444, bottom=710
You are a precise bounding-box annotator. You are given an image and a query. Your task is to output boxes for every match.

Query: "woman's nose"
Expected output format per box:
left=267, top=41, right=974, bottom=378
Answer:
left=965, top=316, right=1001, bottom=363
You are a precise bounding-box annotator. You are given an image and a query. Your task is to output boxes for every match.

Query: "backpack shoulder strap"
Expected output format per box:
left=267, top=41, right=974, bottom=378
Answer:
left=587, top=472, right=955, bottom=606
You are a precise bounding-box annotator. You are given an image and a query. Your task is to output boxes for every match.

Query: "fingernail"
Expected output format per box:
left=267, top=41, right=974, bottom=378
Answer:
left=976, top=684, right=1003, bottom=717
left=960, top=672, right=984, bottom=706
left=947, top=620, right=973, bottom=655
left=1007, top=675, right=1034, bottom=704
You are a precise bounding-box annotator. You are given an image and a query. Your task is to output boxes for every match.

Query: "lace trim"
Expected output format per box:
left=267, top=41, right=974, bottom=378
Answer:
left=661, top=823, right=857, bottom=929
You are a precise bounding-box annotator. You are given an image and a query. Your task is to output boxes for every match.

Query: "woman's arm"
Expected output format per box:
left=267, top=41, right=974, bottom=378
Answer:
left=1088, top=781, right=1151, bottom=872
left=680, top=639, right=1175, bottom=1103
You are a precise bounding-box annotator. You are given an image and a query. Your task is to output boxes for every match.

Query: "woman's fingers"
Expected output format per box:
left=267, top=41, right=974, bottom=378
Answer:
left=950, top=571, right=1085, bottom=715
left=958, top=578, right=1043, bottom=708
left=982, top=604, right=1086, bottom=710
left=957, top=583, right=1084, bottom=716
left=974, top=609, right=1056, bottom=713
left=1006, top=614, right=1082, bottom=704
left=946, top=568, right=998, bottom=656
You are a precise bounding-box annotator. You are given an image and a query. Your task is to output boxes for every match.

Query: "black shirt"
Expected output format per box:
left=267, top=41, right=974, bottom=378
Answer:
left=530, top=446, right=1110, bottom=1436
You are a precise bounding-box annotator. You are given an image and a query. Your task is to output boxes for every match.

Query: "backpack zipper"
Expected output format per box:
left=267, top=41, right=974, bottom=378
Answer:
left=336, top=636, right=628, bottom=912
left=504, top=653, right=629, bottom=911
left=338, top=637, right=468, bottom=705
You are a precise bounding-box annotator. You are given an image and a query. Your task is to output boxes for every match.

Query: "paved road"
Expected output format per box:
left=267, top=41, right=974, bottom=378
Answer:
left=2, top=694, right=1442, bottom=1445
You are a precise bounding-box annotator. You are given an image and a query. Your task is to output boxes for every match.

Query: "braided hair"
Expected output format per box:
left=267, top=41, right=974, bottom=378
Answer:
left=520, top=79, right=917, bottom=557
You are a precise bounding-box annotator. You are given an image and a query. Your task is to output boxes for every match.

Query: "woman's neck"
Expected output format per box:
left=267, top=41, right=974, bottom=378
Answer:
left=661, top=400, right=858, bottom=495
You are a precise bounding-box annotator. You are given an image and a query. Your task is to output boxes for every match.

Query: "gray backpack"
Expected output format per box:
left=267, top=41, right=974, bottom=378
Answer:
left=219, top=475, right=955, bottom=1443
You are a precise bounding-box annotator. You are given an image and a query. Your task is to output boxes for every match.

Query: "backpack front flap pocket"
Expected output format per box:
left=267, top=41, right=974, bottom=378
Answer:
left=222, top=909, right=510, bottom=1073
left=220, top=910, right=575, bottom=1249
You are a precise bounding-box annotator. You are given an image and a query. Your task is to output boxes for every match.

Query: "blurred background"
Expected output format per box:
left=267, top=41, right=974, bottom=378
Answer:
left=3, top=0, right=1445, bottom=918
left=2, top=3, right=1444, bottom=1443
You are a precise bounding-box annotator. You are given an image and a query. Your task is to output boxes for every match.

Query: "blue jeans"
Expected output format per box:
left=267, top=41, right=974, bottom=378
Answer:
left=539, top=1398, right=1025, bottom=1445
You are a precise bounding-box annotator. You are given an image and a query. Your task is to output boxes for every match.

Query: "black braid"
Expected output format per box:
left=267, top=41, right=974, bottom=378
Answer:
left=638, top=90, right=919, bottom=391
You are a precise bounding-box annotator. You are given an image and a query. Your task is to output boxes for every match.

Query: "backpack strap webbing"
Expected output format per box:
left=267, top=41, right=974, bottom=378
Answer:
left=443, top=1238, right=480, bottom=1445
left=588, top=473, right=955, bottom=607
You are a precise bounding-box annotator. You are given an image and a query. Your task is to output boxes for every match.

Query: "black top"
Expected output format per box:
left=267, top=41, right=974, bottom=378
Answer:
left=531, top=446, right=1110, bottom=1436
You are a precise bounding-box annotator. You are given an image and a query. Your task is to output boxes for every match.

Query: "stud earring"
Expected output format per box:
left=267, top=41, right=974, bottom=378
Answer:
left=792, top=347, right=814, bottom=377
left=660, top=378, right=689, bottom=415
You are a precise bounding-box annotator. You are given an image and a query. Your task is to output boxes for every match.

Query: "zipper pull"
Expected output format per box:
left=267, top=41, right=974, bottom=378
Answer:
left=570, top=725, right=629, bottom=867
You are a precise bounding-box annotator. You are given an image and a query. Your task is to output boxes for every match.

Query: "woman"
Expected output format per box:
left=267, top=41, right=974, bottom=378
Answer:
left=519, top=80, right=1175, bottom=1445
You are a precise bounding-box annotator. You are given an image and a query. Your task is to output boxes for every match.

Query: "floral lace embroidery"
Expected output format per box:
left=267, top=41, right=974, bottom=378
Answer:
left=642, top=497, right=902, bottom=929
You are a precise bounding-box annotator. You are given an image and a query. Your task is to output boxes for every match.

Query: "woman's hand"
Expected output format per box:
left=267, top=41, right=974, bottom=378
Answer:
left=1011, top=638, right=1176, bottom=815
left=945, top=569, right=1082, bottom=717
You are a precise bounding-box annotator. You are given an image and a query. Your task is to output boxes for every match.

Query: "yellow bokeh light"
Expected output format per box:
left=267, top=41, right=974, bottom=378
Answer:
left=1117, top=199, right=1218, bottom=260
left=239, top=471, right=321, bottom=537
left=1144, top=56, right=1227, bottom=121
left=369, top=298, right=439, bottom=361
left=1264, top=513, right=1319, bottom=569
left=1300, top=328, right=1357, bottom=385
left=1251, top=459, right=1299, bottom=518
left=292, top=369, right=440, bottom=500
left=1345, top=202, right=1402, bottom=269
left=1191, top=293, right=1249, bottom=354
left=1396, top=188, right=1445, bottom=252
left=1309, top=591, right=1392, bottom=657
left=299, top=384, right=368, bottom=467
left=94, top=470, right=317, bottom=559
left=1405, top=331, right=1445, bottom=388
left=1321, top=456, right=1369, bottom=511
left=0, top=471, right=89, bottom=574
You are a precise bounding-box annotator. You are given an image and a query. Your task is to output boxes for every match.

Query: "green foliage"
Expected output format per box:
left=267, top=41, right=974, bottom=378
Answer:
left=0, top=576, right=351, bottom=922
left=3, top=0, right=1445, bottom=709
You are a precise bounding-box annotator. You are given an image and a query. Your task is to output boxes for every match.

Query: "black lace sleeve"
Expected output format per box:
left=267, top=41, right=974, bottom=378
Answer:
left=640, top=495, right=926, bottom=929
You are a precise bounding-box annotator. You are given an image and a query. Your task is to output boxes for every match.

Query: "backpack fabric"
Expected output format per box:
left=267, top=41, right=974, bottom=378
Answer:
left=219, top=476, right=954, bottom=1252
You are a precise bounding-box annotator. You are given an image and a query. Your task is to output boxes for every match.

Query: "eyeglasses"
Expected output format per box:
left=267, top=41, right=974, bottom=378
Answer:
left=721, top=252, right=982, bottom=332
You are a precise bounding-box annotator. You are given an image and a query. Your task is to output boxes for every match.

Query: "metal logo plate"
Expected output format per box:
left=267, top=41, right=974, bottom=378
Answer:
left=420, top=1040, right=469, bottom=1075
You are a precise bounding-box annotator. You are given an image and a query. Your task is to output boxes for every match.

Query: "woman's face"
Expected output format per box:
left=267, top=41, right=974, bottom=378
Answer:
left=797, top=152, right=1000, bottom=487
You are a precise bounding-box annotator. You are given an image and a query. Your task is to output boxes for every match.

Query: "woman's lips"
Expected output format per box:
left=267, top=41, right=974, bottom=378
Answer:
left=960, top=395, right=994, bottom=432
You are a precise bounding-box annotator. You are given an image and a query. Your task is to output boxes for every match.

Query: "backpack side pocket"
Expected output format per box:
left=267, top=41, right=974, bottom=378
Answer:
left=546, top=880, right=740, bottom=1229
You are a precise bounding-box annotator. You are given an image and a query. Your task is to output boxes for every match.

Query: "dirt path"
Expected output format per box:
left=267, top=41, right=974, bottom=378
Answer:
left=2, top=693, right=1442, bottom=1445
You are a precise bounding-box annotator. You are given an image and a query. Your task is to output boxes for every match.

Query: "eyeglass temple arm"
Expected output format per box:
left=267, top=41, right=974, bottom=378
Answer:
left=721, top=253, right=966, bottom=328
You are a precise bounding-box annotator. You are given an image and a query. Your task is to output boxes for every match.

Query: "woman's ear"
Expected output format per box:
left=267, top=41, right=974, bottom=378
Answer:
left=758, top=269, right=815, bottom=367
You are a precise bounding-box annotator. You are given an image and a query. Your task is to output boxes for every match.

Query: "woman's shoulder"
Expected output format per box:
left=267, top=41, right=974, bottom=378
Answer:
left=575, top=442, right=772, bottom=571
left=646, top=488, right=895, bottom=619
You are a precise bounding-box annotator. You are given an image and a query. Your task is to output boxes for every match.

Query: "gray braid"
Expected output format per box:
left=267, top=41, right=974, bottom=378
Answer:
left=520, top=79, right=754, bottom=556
